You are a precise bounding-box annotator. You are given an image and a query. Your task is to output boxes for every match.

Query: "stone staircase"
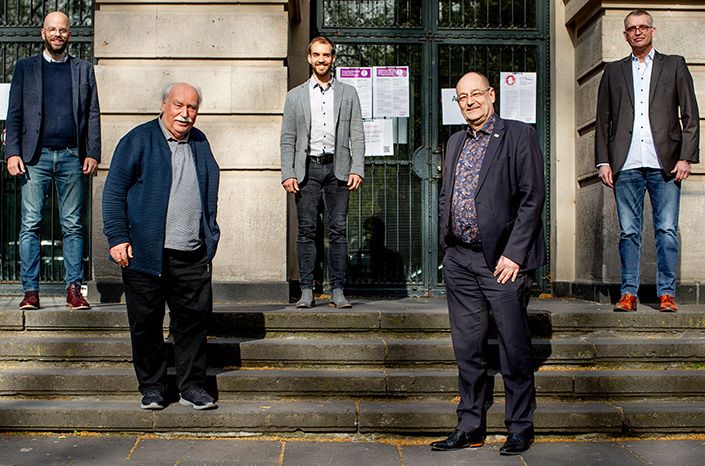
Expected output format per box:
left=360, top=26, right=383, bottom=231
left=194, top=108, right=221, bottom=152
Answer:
left=1, top=297, right=704, bottom=435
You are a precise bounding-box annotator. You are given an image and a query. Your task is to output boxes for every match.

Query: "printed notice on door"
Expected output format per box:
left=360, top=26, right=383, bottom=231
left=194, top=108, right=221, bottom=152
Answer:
left=337, top=67, right=373, bottom=119
left=499, top=72, right=536, bottom=124
left=0, top=84, right=11, bottom=120
left=373, top=66, right=409, bottom=118
left=364, top=119, right=394, bottom=156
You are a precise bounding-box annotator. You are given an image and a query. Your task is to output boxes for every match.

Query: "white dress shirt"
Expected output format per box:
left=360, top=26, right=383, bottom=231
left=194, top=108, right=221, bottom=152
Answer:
left=623, top=48, right=661, bottom=170
left=308, top=77, right=336, bottom=156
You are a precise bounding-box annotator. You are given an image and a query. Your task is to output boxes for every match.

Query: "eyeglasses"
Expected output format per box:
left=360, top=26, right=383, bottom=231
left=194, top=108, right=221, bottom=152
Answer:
left=44, top=27, right=69, bottom=36
left=457, top=87, right=491, bottom=103
left=625, top=25, right=652, bottom=35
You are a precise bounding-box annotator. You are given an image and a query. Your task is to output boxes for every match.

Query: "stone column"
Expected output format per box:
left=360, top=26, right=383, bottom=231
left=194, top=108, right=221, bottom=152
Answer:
left=89, top=1, right=290, bottom=302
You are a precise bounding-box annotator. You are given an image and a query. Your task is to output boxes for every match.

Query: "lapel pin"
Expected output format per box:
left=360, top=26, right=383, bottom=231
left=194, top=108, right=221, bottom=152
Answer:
left=494, top=134, right=499, bottom=138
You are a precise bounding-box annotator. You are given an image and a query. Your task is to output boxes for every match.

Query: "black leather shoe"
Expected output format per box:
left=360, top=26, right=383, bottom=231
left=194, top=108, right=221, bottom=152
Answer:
left=430, top=429, right=484, bottom=451
left=499, top=432, right=534, bottom=455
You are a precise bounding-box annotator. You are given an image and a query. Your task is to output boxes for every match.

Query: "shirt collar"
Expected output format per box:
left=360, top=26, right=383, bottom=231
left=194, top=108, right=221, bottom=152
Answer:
left=309, top=76, right=335, bottom=93
left=43, top=50, right=69, bottom=63
left=158, top=115, right=190, bottom=143
left=466, top=112, right=497, bottom=138
left=631, top=48, right=655, bottom=63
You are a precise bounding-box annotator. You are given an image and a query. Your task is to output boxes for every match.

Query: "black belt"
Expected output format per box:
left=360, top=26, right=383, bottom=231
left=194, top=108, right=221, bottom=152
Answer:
left=43, top=145, right=77, bottom=151
left=309, top=153, right=334, bottom=165
left=450, top=236, right=483, bottom=252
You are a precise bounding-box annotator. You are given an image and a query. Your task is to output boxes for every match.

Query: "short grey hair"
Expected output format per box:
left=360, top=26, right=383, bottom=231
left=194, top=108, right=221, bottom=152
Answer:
left=161, top=82, right=203, bottom=108
left=624, top=9, right=654, bottom=29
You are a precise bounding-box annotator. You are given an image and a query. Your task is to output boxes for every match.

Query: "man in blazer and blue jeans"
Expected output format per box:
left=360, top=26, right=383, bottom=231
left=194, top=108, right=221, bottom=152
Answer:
left=595, top=9, right=700, bottom=312
left=280, top=36, right=365, bottom=308
left=5, top=11, right=100, bottom=311
left=432, top=72, right=545, bottom=455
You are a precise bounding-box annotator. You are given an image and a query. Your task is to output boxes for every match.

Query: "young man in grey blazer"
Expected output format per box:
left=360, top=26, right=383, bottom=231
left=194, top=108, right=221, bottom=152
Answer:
left=5, top=11, right=100, bottom=311
left=595, top=9, right=699, bottom=312
left=280, top=36, right=365, bottom=308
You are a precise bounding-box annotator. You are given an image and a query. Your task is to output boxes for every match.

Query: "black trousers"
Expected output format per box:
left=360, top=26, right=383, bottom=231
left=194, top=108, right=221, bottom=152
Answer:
left=443, top=244, right=535, bottom=434
left=122, top=247, right=212, bottom=395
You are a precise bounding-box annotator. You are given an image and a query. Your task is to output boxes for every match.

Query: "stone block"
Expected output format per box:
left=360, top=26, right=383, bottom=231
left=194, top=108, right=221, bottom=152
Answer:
left=98, top=115, right=153, bottom=169
left=0, top=368, right=137, bottom=395
left=380, top=311, right=450, bottom=331
left=0, top=434, right=139, bottom=464
left=575, top=15, right=604, bottom=79
left=24, top=309, right=129, bottom=330
left=386, top=370, right=458, bottom=394
left=91, top=173, right=121, bottom=281
left=385, top=340, right=454, bottom=364
left=210, top=308, right=379, bottom=334
left=131, top=438, right=283, bottom=464
left=592, top=338, right=705, bottom=362
left=619, top=402, right=705, bottom=433
left=576, top=131, right=596, bottom=179
left=539, top=340, right=595, bottom=365
left=0, top=336, right=133, bottom=361
left=575, top=71, right=601, bottom=130
left=677, top=179, right=705, bottom=281
left=575, top=183, right=607, bottom=281
left=0, top=310, right=23, bottom=330
left=215, top=369, right=386, bottom=396
left=533, top=402, right=623, bottom=433
left=95, top=6, right=287, bottom=59
left=95, top=62, right=286, bottom=114
left=153, top=401, right=358, bottom=432
left=572, top=369, right=705, bottom=396
left=213, top=172, right=286, bottom=282
left=358, top=401, right=456, bottom=432
left=533, top=370, right=575, bottom=395
left=0, top=400, right=152, bottom=430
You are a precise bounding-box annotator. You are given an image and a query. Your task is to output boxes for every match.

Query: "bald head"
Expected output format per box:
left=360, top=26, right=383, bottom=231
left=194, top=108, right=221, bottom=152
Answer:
left=455, top=72, right=490, bottom=93
left=41, top=11, right=71, bottom=59
left=455, top=72, right=495, bottom=132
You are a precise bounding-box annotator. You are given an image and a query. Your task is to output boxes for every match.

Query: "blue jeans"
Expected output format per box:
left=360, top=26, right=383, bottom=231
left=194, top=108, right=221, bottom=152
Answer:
left=20, top=147, right=84, bottom=291
left=295, top=160, right=349, bottom=290
left=614, top=168, right=680, bottom=297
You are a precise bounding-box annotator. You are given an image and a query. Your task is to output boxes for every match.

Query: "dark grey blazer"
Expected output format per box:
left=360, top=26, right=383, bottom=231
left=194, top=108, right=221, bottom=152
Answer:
left=595, top=51, right=699, bottom=174
left=5, top=53, right=101, bottom=163
left=280, top=79, right=365, bottom=183
left=439, top=116, right=546, bottom=271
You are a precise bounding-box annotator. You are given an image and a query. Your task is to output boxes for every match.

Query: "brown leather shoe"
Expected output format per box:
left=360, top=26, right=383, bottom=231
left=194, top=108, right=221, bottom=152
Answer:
left=67, top=283, right=90, bottom=310
left=613, top=294, right=637, bottom=312
left=659, top=295, right=678, bottom=312
left=19, top=291, right=40, bottom=310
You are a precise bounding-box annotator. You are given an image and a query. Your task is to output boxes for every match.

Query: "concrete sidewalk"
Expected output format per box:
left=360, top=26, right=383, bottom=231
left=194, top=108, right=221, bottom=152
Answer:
left=0, top=433, right=703, bottom=466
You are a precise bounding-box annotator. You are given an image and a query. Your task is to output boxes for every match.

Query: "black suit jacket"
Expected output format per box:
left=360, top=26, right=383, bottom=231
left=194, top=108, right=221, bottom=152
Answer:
left=5, top=53, right=101, bottom=163
left=439, top=115, right=546, bottom=271
left=595, top=51, right=699, bottom=173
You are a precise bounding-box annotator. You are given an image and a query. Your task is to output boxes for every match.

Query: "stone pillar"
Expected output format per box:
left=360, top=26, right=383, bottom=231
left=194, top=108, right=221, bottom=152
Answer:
left=558, top=1, right=705, bottom=302
left=89, top=1, right=290, bottom=302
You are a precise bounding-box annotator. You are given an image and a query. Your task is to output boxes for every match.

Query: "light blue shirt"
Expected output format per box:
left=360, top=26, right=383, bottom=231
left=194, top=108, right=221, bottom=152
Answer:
left=623, top=48, right=660, bottom=170
left=308, top=77, right=336, bottom=156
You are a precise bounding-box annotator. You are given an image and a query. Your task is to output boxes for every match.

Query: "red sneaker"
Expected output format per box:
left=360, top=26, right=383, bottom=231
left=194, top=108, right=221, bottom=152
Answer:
left=66, top=283, right=90, bottom=310
left=613, top=294, right=637, bottom=312
left=19, top=291, right=40, bottom=310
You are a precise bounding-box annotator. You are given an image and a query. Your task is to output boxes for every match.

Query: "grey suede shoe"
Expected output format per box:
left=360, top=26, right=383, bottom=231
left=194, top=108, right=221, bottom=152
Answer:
left=296, top=288, right=315, bottom=308
left=330, top=288, right=352, bottom=308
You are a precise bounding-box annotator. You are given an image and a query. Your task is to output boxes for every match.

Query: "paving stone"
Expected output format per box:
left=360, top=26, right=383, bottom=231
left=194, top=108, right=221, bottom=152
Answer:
left=283, top=440, right=401, bottom=465
left=131, top=438, right=282, bottom=465
left=0, top=434, right=138, bottom=465
left=401, top=443, right=524, bottom=466
left=549, top=310, right=705, bottom=332
left=519, top=441, right=646, bottom=465
left=379, top=311, right=450, bottom=331
left=153, top=401, right=358, bottom=432
left=211, top=308, right=379, bottom=334
left=621, top=440, right=705, bottom=465
left=385, top=340, right=454, bottom=364
left=618, top=402, right=705, bottom=432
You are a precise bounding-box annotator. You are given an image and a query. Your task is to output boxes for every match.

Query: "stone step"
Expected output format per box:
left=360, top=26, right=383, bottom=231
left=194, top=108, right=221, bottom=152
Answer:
left=0, top=399, right=703, bottom=434
left=2, top=367, right=705, bottom=400
left=1, top=335, right=704, bottom=366
left=2, top=299, right=704, bottom=337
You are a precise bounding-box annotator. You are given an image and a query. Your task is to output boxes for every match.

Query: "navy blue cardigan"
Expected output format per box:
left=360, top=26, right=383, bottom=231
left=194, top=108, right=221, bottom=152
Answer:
left=102, top=119, right=220, bottom=276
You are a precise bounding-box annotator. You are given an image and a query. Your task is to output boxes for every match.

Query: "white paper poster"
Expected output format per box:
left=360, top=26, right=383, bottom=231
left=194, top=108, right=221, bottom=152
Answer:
left=337, top=67, right=373, bottom=119
left=441, top=88, right=466, bottom=125
left=364, top=119, right=394, bottom=156
left=499, top=72, right=536, bottom=124
left=372, top=66, right=409, bottom=118
left=0, top=83, right=11, bottom=121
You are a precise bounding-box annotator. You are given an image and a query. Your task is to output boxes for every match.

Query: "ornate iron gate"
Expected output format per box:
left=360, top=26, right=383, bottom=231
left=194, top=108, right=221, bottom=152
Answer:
left=0, top=1, right=94, bottom=287
left=318, top=0, right=550, bottom=295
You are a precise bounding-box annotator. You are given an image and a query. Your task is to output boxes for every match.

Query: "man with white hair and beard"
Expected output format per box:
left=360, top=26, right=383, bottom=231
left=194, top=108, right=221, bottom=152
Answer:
left=103, top=83, right=221, bottom=411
